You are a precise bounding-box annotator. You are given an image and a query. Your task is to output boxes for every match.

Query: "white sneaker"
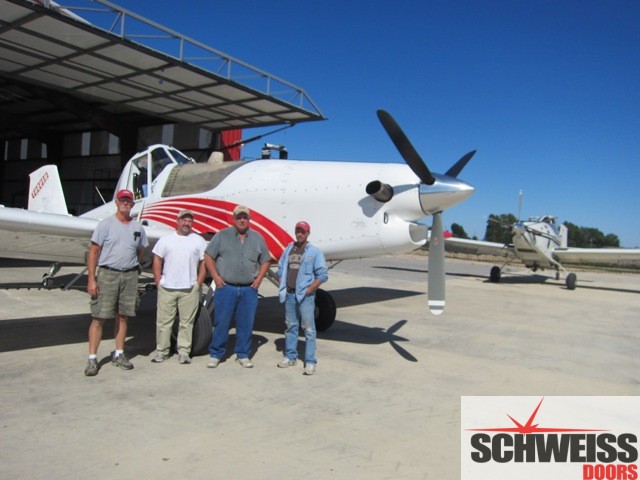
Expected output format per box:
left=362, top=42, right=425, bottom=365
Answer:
left=304, top=363, right=316, bottom=375
left=277, top=357, right=296, bottom=368
left=235, top=357, right=254, bottom=368
left=207, top=357, right=220, bottom=368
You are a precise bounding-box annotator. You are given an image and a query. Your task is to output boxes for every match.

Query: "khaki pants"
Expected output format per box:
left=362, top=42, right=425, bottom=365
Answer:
left=156, top=284, right=200, bottom=356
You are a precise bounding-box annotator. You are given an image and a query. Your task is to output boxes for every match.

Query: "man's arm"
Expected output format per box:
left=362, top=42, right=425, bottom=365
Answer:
left=204, top=253, right=225, bottom=288
left=152, top=254, right=163, bottom=287
left=196, top=259, right=206, bottom=287
left=251, top=260, right=271, bottom=289
left=87, top=242, right=101, bottom=297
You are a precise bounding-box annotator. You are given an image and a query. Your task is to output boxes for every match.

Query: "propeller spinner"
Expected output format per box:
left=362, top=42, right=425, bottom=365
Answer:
left=376, top=109, right=475, bottom=315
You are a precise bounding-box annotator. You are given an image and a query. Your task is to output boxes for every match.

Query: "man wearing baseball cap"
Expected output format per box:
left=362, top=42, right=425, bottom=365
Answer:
left=84, top=189, right=148, bottom=376
left=275, top=220, right=328, bottom=375
left=151, top=209, right=207, bottom=364
left=204, top=205, right=270, bottom=368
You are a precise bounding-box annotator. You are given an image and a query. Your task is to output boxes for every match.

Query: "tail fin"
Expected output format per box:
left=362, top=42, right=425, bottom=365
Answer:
left=28, top=165, right=69, bottom=215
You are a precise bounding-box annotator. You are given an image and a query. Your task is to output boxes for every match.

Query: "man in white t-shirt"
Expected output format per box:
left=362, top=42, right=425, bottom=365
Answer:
left=151, top=209, right=207, bottom=364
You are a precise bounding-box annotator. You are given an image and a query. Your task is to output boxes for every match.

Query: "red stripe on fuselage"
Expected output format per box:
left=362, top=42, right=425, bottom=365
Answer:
left=140, top=197, right=292, bottom=260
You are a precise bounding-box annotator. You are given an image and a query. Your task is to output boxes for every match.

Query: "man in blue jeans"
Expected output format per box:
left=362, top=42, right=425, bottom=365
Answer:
left=276, top=221, right=328, bottom=375
left=204, top=205, right=270, bottom=368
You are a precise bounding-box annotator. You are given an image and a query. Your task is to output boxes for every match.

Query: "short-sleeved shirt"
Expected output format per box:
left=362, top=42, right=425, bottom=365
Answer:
left=205, top=227, right=270, bottom=284
left=152, top=231, right=207, bottom=289
left=91, top=215, right=148, bottom=270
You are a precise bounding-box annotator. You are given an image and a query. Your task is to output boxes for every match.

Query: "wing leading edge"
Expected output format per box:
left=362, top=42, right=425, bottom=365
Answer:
left=0, top=207, right=172, bottom=265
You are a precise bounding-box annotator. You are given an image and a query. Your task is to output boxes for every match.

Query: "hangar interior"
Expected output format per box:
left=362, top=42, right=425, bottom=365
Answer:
left=0, top=0, right=324, bottom=214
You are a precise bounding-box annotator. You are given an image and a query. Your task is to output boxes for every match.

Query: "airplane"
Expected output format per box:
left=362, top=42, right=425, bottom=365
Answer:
left=0, top=110, right=476, bottom=354
left=442, top=212, right=640, bottom=289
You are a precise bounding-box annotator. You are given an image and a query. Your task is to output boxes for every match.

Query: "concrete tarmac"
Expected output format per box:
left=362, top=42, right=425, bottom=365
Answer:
left=0, top=256, right=639, bottom=479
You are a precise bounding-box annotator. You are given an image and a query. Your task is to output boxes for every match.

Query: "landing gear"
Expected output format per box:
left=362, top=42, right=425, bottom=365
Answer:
left=565, top=273, right=577, bottom=290
left=314, top=289, right=337, bottom=332
left=489, top=266, right=501, bottom=283
left=41, top=262, right=62, bottom=288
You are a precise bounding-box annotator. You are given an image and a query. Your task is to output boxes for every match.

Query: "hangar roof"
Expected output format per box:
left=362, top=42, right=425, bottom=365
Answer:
left=0, top=0, right=325, bottom=143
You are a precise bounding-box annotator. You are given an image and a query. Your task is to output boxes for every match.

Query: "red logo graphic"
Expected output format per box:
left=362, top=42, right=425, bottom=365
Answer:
left=467, top=397, right=607, bottom=434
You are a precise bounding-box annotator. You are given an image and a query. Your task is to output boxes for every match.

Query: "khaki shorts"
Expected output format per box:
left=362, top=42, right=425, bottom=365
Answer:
left=89, top=268, right=139, bottom=319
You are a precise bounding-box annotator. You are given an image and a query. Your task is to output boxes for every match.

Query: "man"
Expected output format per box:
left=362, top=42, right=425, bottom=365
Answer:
left=276, top=221, right=328, bottom=375
left=85, top=189, right=148, bottom=376
left=151, top=209, right=207, bottom=365
left=204, top=205, right=270, bottom=368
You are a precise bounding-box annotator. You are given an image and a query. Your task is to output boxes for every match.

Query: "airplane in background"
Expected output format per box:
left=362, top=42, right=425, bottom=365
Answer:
left=443, top=213, right=640, bottom=289
left=0, top=110, right=476, bottom=354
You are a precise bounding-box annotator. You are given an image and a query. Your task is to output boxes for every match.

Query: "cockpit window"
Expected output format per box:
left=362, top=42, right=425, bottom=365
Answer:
left=169, top=148, right=194, bottom=165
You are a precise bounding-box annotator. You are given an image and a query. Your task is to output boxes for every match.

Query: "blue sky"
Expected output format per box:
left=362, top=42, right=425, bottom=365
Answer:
left=101, top=0, right=639, bottom=247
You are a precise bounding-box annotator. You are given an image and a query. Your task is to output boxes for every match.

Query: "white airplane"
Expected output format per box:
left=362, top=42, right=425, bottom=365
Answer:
left=443, top=214, right=640, bottom=289
left=0, top=110, right=476, bottom=353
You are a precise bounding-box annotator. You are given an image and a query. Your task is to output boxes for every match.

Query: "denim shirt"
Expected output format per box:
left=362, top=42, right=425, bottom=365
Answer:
left=277, top=242, right=328, bottom=303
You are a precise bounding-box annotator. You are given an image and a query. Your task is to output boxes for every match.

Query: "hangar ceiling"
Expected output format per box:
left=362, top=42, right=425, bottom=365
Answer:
left=0, top=0, right=325, bottom=144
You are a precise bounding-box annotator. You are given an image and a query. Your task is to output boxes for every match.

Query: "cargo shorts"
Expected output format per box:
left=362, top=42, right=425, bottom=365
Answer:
left=90, top=268, right=139, bottom=319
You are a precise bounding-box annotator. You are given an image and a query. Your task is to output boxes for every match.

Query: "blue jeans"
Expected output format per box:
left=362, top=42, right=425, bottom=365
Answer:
left=284, top=293, right=317, bottom=365
left=209, top=285, right=258, bottom=359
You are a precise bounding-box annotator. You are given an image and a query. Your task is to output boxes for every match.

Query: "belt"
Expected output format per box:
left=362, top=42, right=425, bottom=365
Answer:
left=287, top=287, right=295, bottom=293
left=226, top=282, right=253, bottom=287
left=99, top=265, right=139, bottom=273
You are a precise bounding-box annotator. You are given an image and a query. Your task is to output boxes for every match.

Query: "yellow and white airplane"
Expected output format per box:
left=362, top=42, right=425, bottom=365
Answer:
left=443, top=215, right=640, bottom=289
left=0, top=111, right=476, bottom=351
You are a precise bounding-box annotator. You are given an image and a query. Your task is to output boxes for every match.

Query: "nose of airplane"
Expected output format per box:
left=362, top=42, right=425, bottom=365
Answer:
left=418, top=175, right=475, bottom=215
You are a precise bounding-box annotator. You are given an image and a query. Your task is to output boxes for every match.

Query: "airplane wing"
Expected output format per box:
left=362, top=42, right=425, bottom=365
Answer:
left=443, top=237, right=516, bottom=258
left=552, top=247, right=640, bottom=266
left=0, top=206, right=172, bottom=265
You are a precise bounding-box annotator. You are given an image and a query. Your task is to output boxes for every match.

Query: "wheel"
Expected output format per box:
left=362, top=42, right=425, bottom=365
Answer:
left=565, top=273, right=577, bottom=290
left=314, top=289, right=336, bottom=332
left=489, top=266, right=501, bottom=283
left=171, top=288, right=213, bottom=356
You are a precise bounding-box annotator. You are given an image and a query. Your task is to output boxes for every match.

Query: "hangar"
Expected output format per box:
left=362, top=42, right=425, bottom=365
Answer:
left=0, top=0, right=324, bottom=213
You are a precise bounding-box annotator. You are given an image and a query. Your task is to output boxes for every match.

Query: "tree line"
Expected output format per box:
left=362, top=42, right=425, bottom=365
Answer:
left=450, top=214, right=620, bottom=248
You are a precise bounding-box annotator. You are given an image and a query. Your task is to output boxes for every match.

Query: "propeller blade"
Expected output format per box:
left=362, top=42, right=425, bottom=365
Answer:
left=445, top=150, right=476, bottom=178
left=428, top=211, right=446, bottom=315
left=377, top=110, right=436, bottom=185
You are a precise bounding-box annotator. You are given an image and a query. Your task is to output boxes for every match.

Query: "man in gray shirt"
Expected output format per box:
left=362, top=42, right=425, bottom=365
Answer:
left=85, top=189, right=148, bottom=376
left=204, top=205, right=270, bottom=368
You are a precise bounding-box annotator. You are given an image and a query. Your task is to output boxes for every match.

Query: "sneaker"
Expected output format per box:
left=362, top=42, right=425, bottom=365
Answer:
left=151, top=353, right=167, bottom=363
left=207, top=357, right=220, bottom=368
left=84, top=358, right=99, bottom=376
left=277, top=357, right=296, bottom=368
left=235, top=357, right=254, bottom=368
left=178, top=354, right=191, bottom=364
left=304, top=363, right=316, bottom=376
left=112, top=353, right=134, bottom=370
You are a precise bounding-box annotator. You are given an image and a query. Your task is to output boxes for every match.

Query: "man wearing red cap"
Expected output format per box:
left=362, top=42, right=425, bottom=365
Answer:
left=276, top=221, right=328, bottom=375
left=84, top=189, right=148, bottom=376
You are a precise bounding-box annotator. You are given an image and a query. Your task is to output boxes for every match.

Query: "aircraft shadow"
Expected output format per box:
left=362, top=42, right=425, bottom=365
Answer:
left=1, top=286, right=422, bottom=361
left=256, top=287, right=421, bottom=362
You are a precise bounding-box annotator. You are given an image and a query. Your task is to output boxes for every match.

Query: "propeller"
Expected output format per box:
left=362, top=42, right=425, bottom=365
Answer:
left=376, top=110, right=436, bottom=185
left=376, top=109, right=447, bottom=314
left=428, top=212, right=445, bottom=315
left=445, top=150, right=477, bottom=178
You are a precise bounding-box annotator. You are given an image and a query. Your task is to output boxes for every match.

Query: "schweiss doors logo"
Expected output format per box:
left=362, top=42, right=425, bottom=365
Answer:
left=462, top=397, right=639, bottom=480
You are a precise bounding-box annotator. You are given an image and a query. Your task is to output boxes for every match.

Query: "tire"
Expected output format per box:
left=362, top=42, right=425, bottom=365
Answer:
left=314, top=289, right=337, bottom=332
left=171, top=288, right=213, bottom=356
left=565, top=273, right=577, bottom=290
left=489, top=266, right=501, bottom=283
